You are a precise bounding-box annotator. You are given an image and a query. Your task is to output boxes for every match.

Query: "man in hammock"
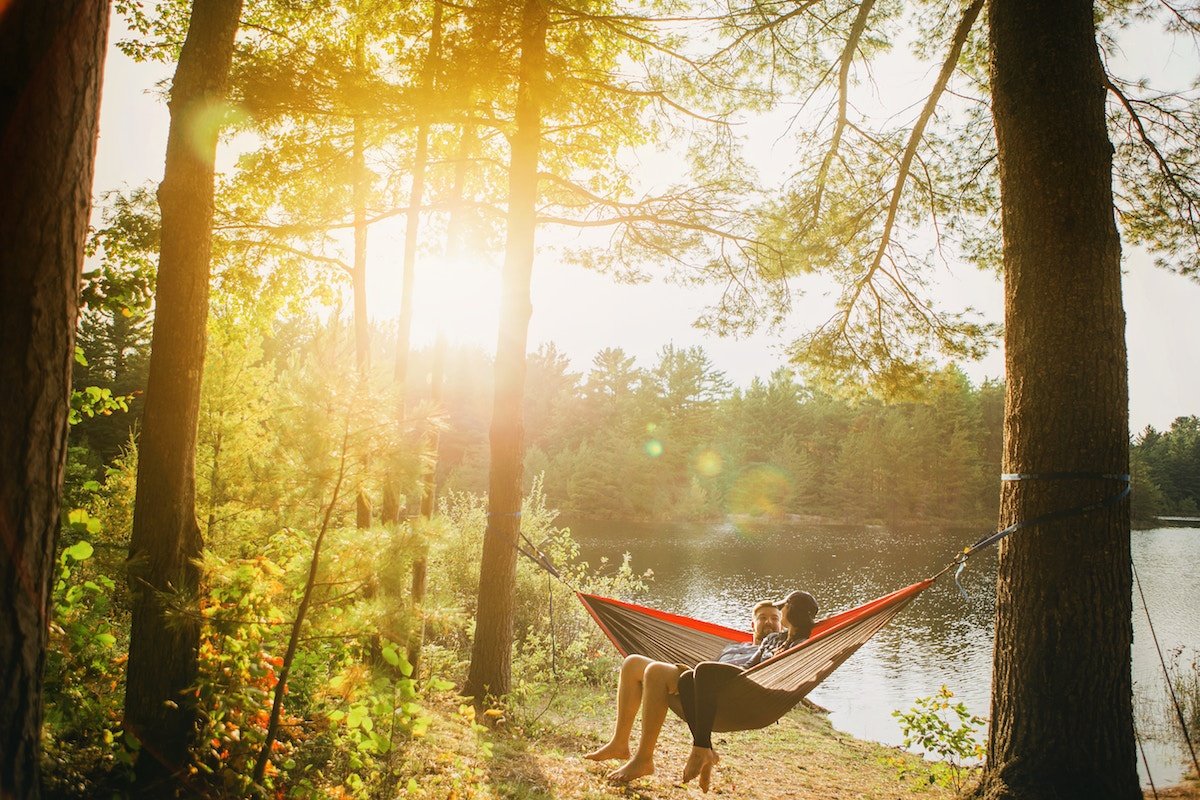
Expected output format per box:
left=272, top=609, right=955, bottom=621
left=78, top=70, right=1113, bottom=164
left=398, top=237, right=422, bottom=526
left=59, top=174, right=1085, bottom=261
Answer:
left=585, top=594, right=814, bottom=786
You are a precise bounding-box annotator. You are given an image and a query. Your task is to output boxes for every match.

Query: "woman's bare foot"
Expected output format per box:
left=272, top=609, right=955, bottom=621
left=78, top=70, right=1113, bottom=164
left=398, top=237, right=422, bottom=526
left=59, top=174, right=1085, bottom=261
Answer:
left=681, top=746, right=718, bottom=784
left=698, top=752, right=720, bottom=793
left=584, top=741, right=631, bottom=762
left=607, top=755, right=655, bottom=783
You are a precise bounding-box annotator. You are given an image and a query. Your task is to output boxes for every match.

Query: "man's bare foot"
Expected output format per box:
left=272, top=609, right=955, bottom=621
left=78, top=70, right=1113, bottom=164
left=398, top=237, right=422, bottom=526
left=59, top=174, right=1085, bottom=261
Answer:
left=607, top=755, right=655, bottom=783
left=584, top=742, right=631, bottom=762
left=681, top=746, right=718, bottom=784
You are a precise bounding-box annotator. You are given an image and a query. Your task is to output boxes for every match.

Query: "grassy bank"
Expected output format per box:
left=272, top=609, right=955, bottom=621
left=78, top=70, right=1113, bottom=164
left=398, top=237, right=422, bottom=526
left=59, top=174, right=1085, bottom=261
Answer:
left=389, top=681, right=1200, bottom=800
left=391, top=683, right=957, bottom=799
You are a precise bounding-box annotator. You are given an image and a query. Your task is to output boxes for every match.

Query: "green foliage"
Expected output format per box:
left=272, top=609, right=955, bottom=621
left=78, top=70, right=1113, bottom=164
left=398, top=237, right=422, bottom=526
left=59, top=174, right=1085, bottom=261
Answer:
left=192, top=546, right=433, bottom=797
left=42, top=509, right=132, bottom=794
left=889, top=686, right=985, bottom=794
left=1132, top=417, right=1200, bottom=520
left=430, top=476, right=649, bottom=709
left=444, top=354, right=1007, bottom=527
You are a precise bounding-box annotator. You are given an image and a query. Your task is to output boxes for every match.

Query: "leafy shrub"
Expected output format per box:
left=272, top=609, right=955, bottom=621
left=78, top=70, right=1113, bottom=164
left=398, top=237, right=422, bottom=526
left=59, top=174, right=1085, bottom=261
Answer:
left=889, top=685, right=986, bottom=793
left=430, top=475, right=650, bottom=712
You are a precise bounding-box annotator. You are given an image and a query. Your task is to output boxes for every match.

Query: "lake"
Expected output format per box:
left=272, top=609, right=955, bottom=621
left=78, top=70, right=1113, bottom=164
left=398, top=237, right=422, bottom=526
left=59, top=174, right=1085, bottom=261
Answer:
left=566, top=519, right=1200, bottom=788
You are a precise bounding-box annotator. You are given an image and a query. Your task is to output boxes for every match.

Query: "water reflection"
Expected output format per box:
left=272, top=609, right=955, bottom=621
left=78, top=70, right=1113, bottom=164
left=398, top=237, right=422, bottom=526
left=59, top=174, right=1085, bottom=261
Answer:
left=568, top=520, right=1199, bottom=788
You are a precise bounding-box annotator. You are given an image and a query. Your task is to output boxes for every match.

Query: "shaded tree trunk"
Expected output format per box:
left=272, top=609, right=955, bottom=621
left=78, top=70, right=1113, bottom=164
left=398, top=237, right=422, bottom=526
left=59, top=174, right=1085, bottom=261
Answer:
left=464, top=0, right=547, bottom=702
left=0, top=4, right=108, bottom=797
left=976, top=1, right=1137, bottom=797
left=124, top=1, right=243, bottom=794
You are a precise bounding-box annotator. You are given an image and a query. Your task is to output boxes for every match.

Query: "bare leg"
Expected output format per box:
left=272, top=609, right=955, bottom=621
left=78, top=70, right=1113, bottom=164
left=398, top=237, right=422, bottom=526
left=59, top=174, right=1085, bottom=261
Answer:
left=608, top=662, right=682, bottom=783
left=585, top=655, right=651, bottom=761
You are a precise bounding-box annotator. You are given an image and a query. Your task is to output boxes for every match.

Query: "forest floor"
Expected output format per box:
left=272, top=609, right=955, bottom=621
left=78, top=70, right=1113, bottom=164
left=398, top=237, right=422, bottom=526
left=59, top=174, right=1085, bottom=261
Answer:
left=394, top=685, right=951, bottom=800
left=390, top=685, right=1200, bottom=800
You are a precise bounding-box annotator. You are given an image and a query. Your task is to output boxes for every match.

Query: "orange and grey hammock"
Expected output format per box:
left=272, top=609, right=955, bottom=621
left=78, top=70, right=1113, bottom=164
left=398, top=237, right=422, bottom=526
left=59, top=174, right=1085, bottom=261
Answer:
left=576, top=581, right=931, bottom=732
left=515, top=472, right=1132, bottom=734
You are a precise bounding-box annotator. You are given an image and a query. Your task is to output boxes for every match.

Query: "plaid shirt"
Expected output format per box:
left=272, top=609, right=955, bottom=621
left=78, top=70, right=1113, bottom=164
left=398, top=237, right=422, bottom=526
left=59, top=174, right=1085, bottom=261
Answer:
left=716, top=641, right=762, bottom=668
left=745, top=630, right=801, bottom=668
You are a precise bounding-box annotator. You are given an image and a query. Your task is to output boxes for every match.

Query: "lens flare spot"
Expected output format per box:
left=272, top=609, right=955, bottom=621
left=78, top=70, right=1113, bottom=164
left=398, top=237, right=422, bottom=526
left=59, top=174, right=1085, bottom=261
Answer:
left=645, top=422, right=658, bottom=434
left=695, top=450, right=723, bottom=477
left=644, top=439, right=664, bottom=458
left=728, top=464, right=793, bottom=524
left=187, top=100, right=247, bottom=162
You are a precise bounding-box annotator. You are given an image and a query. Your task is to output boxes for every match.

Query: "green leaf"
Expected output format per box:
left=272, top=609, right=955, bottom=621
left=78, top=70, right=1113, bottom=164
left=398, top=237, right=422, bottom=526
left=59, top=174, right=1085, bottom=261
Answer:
left=95, top=633, right=116, bottom=647
left=381, top=645, right=400, bottom=667
left=64, top=540, right=94, bottom=561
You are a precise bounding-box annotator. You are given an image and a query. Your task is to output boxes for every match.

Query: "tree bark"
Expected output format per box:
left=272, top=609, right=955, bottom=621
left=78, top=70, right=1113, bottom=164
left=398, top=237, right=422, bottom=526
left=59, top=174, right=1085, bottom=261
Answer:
left=124, top=1, right=243, bottom=794
left=0, top=4, right=108, bottom=797
left=464, top=0, right=547, bottom=702
left=352, top=31, right=370, bottom=375
left=408, top=334, right=446, bottom=674
left=393, top=0, right=442, bottom=395
left=977, top=1, right=1137, bottom=797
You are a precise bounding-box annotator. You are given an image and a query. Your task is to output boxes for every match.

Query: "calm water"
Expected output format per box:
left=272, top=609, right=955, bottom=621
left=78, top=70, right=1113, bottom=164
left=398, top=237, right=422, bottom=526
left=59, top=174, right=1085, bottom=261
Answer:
left=567, top=519, right=1200, bottom=787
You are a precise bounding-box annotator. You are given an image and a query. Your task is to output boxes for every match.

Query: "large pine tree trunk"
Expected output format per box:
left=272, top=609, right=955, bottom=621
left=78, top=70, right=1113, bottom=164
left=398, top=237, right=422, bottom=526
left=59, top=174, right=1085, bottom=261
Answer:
left=124, top=2, right=243, bottom=794
left=0, top=4, right=108, bottom=797
left=978, top=1, right=1137, bottom=797
left=464, top=0, right=547, bottom=701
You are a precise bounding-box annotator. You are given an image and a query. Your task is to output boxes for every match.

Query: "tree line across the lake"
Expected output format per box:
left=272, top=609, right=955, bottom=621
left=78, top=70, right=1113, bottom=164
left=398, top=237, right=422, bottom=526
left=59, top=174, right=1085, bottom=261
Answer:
left=71, top=304, right=1198, bottom=529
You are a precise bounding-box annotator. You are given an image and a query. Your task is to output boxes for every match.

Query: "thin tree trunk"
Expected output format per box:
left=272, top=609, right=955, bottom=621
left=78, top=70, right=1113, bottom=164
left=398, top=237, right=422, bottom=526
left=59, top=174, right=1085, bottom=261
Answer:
left=407, top=334, right=446, bottom=673
left=975, top=1, right=1137, bottom=797
left=124, top=2, right=243, bottom=794
left=464, top=0, right=548, bottom=702
left=0, top=4, right=108, bottom=797
left=393, top=1, right=442, bottom=394
left=352, top=32, right=370, bottom=376
left=253, top=414, right=353, bottom=786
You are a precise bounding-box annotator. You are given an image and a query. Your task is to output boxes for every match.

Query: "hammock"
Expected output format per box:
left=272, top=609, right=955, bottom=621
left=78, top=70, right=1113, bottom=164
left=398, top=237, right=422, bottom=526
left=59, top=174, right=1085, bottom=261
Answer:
left=523, top=472, right=1131, bottom=735
left=577, top=580, right=933, bottom=733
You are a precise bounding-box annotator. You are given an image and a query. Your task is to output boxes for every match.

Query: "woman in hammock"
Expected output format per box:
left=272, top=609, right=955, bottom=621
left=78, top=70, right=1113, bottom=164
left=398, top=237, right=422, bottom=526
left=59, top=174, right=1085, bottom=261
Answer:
left=678, top=590, right=819, bottom=791
left=587, top=591, right=818, bottom=790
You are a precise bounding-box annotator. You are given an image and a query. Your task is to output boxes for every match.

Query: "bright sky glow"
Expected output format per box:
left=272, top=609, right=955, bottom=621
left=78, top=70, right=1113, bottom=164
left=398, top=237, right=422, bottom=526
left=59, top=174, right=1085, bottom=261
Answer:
left=92, top=13, right=1199, bottom=431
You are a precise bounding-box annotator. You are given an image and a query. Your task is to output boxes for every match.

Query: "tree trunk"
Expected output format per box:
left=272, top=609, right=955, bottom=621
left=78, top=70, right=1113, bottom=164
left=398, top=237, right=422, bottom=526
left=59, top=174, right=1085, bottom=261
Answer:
left=124, top=2, right=243, bottom=795
left=464, top=0, right=547, bottom=702
left=408, top=334, right=446, bottom=674
left=352, top=32, right=370, bottom=376
left=393, top=0, right=441, bottom=395
left=0, top=4, right=108, bottom=797
left=976, top=1, right=1137, bottom=797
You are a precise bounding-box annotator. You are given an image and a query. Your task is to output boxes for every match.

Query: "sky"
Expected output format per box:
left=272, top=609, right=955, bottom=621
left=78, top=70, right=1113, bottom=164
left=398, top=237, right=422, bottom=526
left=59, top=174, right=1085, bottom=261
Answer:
left=91, top=11, right=1199, bottom=432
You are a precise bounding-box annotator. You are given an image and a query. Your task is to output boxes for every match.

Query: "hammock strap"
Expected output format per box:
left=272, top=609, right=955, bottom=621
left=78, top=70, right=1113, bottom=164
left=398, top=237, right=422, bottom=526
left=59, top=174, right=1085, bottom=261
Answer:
left=947, top=471, right=1131, bottom=598
left=495, top=509, right=579, bottom=591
